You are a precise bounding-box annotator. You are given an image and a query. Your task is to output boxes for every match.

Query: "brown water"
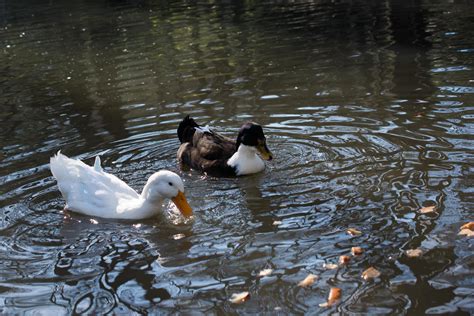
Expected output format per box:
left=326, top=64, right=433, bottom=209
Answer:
left=1, top=0, right=474, bottom=314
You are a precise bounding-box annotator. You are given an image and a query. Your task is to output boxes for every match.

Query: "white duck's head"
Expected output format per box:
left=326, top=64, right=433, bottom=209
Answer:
left=141, top=170, right=192, bottom=218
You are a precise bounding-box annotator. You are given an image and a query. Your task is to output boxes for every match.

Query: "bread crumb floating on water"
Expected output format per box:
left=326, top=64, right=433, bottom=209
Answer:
left=361, top=267, right=381, bottom=280
left=459, top=228, right=474, bottom=237
left=419, top=205, right=436, bottom=213
left=323, top=263, right=338, bottom=270
left=347, top=228, right=362, bottom=236
left=272, top=220, right=282, bottom=226
left=459, top=222, right=474, bottom=237
left=351, top=247, right=363, bottom=256
left=405, top=248, right=423, bottom=258
left=460, top=222, right=474, bottom=230
left=319, top=287, right=342, bottom=307
left=229, top=291, right=250, bottom=304
left=298, top=274, right=317, bottom=287
left=339, top=255, right=350, bottom=265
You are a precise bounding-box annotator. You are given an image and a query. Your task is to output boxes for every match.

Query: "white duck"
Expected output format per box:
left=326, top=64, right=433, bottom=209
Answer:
left=50, top=152, right=192, bottom=219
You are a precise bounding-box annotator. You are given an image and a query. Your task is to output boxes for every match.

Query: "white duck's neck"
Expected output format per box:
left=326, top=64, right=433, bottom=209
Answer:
left=140, top=183, right=166, bottom=206
left=227, top=144, right=265, bottom=176
left=113, top=185, right=165, bottom=219
left=140, top=181, right=154, bottom=201
left=115, top=197, right=164, bottom=219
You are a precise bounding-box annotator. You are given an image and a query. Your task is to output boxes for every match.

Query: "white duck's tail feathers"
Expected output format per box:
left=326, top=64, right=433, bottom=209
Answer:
left=50, top=151, right=67, bottom=180
left=50, top=151, right=89, bottom=183
left=50, top=151, right=109, bottom=204
left=50, top=151, right=73, bottom=201
left=94, top=156, right=102, bottom=172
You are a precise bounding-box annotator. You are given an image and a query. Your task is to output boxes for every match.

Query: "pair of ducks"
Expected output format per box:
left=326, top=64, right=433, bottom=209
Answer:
left=51, top=116, right=273, bottom=220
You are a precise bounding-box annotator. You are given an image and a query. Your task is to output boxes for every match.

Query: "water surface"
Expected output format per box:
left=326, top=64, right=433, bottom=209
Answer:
left=1, top=0, right=474, bottom=314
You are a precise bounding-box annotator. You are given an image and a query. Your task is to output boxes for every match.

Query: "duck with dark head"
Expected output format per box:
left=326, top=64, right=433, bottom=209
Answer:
left=177, top=115, right=273, bottom=177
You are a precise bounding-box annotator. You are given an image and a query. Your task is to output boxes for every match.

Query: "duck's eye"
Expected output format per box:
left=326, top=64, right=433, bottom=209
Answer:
left=168, top=182, right=173, bottom=186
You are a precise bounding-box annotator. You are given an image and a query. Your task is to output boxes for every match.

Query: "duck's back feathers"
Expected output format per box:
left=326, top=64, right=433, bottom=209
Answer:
left=177, top=117, right=237, bottom=176
left=192, top=130, right=235, bottom=160
left=50, top=152, right=139, bottom=217
left=178, top=142, right=237, bottom=177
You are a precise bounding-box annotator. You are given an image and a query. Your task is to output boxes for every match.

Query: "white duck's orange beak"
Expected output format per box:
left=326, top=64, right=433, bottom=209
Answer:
left=171, top=191, right=193, bottom=218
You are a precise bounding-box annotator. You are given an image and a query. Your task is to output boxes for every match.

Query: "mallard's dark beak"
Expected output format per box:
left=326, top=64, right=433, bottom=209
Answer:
left=257, top=139, right=273, bottom=161
left=171, top=191, right=193, bottom=218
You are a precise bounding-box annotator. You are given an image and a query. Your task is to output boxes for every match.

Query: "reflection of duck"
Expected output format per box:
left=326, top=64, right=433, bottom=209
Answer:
left=177, top=116, right=273, bottom=177
left=50, top=152, right=192, bottom=219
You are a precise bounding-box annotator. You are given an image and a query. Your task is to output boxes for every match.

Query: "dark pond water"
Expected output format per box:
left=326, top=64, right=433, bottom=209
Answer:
left=1, top=0, right=474, bottom=314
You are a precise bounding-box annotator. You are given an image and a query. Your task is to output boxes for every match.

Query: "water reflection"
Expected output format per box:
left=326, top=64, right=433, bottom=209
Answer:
left=1, top=0, right=474, bottom=314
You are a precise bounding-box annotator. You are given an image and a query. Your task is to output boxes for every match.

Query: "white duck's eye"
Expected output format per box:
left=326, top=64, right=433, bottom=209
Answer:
left=168, top=182, right=173, bottom=186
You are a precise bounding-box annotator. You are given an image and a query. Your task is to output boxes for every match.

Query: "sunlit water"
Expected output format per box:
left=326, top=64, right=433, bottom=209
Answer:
left=1, top=0, right=473, bottom=314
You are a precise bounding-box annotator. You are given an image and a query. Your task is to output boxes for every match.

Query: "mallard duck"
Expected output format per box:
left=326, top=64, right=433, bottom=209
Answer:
left=50, top=152, right=192, bottom=219
left=177, top=116, right=273, bottom=177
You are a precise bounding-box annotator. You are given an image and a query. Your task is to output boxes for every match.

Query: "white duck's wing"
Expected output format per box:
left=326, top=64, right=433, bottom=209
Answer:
left=50, top=152, right=139, bottom=217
